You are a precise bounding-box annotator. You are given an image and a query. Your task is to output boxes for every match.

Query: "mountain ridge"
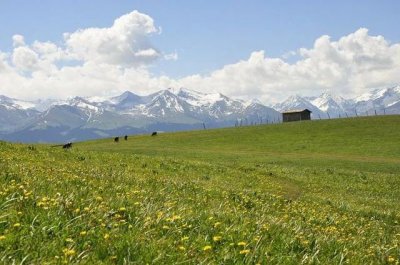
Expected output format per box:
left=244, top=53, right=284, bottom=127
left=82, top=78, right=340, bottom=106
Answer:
left=0, top=85, right=399, bottom=142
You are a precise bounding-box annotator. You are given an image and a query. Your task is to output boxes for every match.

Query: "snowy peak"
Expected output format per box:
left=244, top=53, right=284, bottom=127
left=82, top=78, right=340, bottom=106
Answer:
left=309, top=92, right=351, bottom=112
left=356, top=85, right=400, bottom=104
left=353, top=85, right=400, bottom=113
left=66, top=97, right=100, bottom=112
left=0, top=95, right=36, bottom=110
left=274, top=95, right=318, bottom=112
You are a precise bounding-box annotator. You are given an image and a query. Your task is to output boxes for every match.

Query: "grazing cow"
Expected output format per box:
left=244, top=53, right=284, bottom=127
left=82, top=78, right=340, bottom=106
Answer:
left=114, top=137, right=119, bottom=142
left=151, top=132, right=157, bottom=136
left=62, top=142, right=72, bottom=149
left=124, top=135, right=128, bottom=141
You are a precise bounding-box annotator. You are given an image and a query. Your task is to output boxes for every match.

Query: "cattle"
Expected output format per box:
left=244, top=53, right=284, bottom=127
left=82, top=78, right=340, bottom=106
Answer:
left=62, top=142, right=72, bottom=149
left=124, top=135, right=128, bottom=141
left=114, top=137, right=119, bottom=142
left=151, top=132, right=157, bottom=136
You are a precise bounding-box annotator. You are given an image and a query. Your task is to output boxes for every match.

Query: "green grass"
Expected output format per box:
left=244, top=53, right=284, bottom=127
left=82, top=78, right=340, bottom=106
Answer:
left=1, top=116, right=399, bottom=264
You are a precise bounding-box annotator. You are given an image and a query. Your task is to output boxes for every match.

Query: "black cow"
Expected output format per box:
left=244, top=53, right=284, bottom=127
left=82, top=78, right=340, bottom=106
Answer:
left=124, top=135, right=128, bottom=141
left=63, top=142, right=72, bottom=149
left=151, top=132, right=157, bottom=136
left=114, top=137, right=119, bottom=142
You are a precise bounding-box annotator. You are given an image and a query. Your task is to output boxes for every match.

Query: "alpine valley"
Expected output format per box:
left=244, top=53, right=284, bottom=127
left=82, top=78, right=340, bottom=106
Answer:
left=0, top=85, right=399, bottom=143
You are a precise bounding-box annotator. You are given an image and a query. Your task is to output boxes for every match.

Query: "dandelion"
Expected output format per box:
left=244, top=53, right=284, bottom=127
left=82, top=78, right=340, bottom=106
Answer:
left=0, top=235, right=5, bottom=240
left=213, top=236, right=222, bottom=242
left=80, top=231, right=87, bottom=236
left=104, top=233, right=110, bottom=240
left=119, top=207, right=126, bottom=211
left=237, top=242, right=247, bottom=246
left=63, top=248, right=76, bottom=256
left=203, top=245, right=212, bottom=251
left=17, top=211, right=22, bottom=215
left=240, top=249, right=250, bottom=255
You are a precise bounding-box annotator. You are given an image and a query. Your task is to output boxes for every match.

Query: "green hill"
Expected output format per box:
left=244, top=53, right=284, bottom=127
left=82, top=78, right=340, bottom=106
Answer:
left=0, top=116, right=399, bottom=264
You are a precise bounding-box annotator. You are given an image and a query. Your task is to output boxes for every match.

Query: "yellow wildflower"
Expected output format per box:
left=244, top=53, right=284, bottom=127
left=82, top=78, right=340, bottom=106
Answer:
left=203, top=245, right=212, bottom=251
left=13, top=223, right=21, bottom=228
left=80, top=231, right=87, bottom=236
left=213, top=236, right=222, bottom=242
left=119, top=207, right=126, bottom=211
left=178, top=246, right=186, bottom=251
left=104, top=233, right=110, bottom=240
left=63, top=248, right=76, bottom=256
left=237, top=242, right=247, bottom=246
left=240, top=249, right=250, bottom=255
left=0, top=235, right=5, bottom=240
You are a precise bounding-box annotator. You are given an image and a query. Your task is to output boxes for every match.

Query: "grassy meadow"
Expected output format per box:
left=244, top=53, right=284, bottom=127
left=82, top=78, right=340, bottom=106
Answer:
left=1, top=115, right=400, bottom=264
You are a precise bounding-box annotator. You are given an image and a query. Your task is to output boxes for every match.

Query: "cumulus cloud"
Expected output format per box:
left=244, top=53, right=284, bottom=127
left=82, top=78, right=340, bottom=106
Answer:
left=178, top=28, right=400, bottom=103
left=12, top=46, right=40, bottom=71
left=0, top=11, right=399, bottom=105
left=63, top=10, right=161, bottom=66
left=12, top=35, right=25, bottom=47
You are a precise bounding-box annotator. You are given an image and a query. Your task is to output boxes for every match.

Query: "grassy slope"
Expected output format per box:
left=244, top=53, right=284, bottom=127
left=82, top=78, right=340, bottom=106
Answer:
left=0, top=116, right=399, bottom=264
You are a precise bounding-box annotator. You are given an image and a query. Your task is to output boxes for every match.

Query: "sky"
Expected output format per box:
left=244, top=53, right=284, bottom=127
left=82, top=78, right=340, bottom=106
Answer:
left=0, top=0, right=399, bottom=104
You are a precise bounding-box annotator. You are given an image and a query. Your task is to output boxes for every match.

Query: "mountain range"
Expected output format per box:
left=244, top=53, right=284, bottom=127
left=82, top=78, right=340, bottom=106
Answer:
left=0, top=88, right=280, bottom=142
left=273, top=85, right=400, bottom=119
left=0, top=85, right=399, bottom=143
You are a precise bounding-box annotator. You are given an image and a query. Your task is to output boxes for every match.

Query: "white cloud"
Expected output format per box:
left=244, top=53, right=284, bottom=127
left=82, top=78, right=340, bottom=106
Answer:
left=164, top=52, right=178, bottom=61
left=12, top=46, right=40, bottom=71
left=12, top=35, right=25, bottom=47
left=178, top=28, right=400, bottom=103
left=63, top=10, right=161, bottom=66
left=0, top=12, right=399, bottom=105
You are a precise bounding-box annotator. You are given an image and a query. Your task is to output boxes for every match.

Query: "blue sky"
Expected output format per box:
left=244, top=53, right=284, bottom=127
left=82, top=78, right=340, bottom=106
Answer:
left=0, top=0, right=399, bottom=102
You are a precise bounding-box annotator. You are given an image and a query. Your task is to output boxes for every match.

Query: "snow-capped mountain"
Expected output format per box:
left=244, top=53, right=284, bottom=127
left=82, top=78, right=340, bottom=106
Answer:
left=273, top=95, right=325, bottom=118
left=0, top=88, right=280, bottom=142
left=0, top=96, right=40, bottom=133
left=307, top=93, right=354, bottom=114
left=354, top=85, right=400, bottom=114
left=275, top=86, right=400, bottom=118
left=1, top=85, right=399, bottom=142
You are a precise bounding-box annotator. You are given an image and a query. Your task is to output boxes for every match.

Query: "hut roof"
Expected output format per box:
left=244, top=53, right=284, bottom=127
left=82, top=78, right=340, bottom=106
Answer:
left=281, top=109, right=312, bottom=114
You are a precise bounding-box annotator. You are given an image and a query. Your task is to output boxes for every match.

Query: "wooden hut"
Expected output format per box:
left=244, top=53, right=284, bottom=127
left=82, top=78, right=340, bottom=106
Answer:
left=282, top=109, right=312, bottom=122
